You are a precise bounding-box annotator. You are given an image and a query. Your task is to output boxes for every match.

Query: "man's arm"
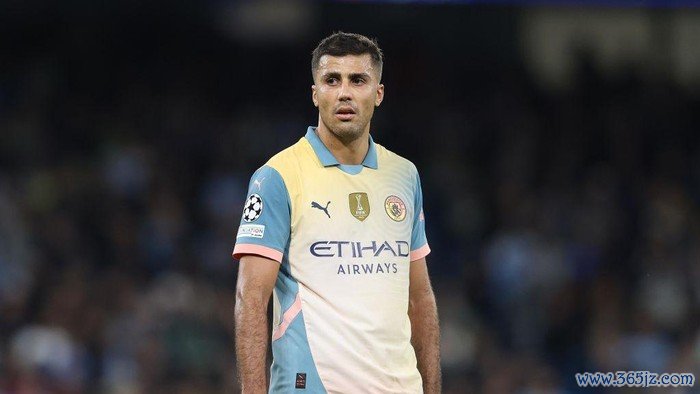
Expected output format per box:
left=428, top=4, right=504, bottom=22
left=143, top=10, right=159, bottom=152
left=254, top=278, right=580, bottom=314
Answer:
left=408, top=257, right=441, bottom=394
left=235, top=254, right=280, bottom=394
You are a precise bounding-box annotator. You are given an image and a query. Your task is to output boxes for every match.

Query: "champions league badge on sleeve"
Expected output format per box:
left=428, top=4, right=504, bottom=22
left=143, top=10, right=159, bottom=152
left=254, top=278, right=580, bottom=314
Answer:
left=384, top=195, right=407, bottom=222
left=242, top=194, right=263, bottom=222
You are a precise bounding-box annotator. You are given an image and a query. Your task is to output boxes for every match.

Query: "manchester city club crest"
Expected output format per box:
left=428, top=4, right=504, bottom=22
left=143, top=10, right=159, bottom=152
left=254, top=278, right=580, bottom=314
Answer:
left=384, top=195, right=407, bottom=222
left=348, top=192, right=370, bottom=221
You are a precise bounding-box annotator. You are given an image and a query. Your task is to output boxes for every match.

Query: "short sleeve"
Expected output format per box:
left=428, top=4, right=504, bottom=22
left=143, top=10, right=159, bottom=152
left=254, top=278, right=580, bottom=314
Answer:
left=232, top=165, right=291, bottom=263
left=410, top=169, right=431, bottom=261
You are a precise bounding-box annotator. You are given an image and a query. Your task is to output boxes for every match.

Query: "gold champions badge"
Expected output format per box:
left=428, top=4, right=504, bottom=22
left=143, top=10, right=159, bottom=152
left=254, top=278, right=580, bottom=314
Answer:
left=349, top=192, right=370, bottom=221
left=384, top=195, right=407, bottom=222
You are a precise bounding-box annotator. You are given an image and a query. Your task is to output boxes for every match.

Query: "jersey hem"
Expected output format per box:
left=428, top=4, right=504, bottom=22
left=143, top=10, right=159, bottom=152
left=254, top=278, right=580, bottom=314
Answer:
left=232, top=244, right=283, bottom=263
left=410, top=244, right=431, bottom=261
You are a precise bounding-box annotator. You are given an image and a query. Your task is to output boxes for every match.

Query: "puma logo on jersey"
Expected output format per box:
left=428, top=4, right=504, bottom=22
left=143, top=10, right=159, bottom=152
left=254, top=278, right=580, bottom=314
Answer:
left=311, top=201, right=331, bottom=218
left=253, top=177, right=266, bottom=191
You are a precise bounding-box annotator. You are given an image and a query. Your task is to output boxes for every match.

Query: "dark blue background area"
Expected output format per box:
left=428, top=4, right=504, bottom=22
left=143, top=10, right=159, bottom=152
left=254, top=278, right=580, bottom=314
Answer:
left=1, top=2, right=698, bottom=393
left=338, top=0, right=700, bottom=6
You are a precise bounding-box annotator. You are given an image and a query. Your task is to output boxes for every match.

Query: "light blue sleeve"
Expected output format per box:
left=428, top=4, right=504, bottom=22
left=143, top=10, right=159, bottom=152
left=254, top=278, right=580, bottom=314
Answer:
left=410, top=169, right=429, bottom=257
left=232, top=165, right=291, bottom=262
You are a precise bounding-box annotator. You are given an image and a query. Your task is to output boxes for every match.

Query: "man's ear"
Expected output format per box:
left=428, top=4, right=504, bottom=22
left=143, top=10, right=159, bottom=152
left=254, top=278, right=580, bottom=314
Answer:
left=312, top=85, right=318, bottom=107
left=375, top=84, right=384, bottom=107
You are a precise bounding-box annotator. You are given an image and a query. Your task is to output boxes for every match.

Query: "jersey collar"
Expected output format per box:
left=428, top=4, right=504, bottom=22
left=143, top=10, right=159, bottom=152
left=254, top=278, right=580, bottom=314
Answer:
left=305, top=126, right=378, bottom=169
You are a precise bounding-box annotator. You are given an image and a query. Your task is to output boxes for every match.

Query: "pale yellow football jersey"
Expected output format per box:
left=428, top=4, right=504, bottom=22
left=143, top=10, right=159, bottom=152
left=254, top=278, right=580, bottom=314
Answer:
left=234, top=127, right=430, bottom=393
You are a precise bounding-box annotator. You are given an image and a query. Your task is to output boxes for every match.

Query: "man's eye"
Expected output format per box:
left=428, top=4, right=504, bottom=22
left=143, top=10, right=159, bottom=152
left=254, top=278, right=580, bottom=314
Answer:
left=352, top=78, right=365, bottom=84
left=326, top=77, right=338, bottom=84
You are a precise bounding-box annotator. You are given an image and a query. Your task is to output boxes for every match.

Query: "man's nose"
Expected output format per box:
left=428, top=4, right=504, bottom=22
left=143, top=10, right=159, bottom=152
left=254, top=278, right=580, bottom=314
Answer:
left=337, top=80, right=352, bottom=101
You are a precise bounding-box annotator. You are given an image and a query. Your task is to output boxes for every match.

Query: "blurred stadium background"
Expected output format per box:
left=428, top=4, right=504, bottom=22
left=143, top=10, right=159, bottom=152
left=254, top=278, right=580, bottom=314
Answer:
left=1, top=1, right=700, bottom=393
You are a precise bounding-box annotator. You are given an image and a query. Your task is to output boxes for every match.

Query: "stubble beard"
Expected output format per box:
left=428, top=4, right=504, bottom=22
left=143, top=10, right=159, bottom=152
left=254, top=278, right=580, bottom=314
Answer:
left=321, top=105, right=375, bottom=145
left=331, top=123, right=365, bottom=144
left=321, top=115, right=367, bottom=145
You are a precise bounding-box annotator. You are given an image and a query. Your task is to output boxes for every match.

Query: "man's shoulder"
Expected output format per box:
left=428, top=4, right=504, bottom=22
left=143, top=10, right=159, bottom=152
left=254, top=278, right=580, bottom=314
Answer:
left=375, top=142, right=419, bottom=175
left=264, top=137, right=310, bottom=173
left=254, top=137, right=316, bottom=196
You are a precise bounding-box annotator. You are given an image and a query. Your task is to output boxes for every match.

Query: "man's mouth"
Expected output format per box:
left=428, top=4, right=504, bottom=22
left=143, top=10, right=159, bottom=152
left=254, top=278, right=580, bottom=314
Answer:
left=335, top=107, right=356, bottom=121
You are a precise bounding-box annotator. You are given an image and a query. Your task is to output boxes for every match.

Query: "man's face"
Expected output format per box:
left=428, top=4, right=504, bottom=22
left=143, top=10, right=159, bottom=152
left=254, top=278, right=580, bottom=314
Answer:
left=312, top=54, right=384, bottom=143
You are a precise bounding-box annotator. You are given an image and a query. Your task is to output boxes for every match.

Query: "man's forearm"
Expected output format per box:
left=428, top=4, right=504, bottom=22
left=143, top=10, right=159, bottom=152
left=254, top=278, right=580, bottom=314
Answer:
left=409, top=290, right=441, bottom=394
left=235, top=293, right=270, bottom=394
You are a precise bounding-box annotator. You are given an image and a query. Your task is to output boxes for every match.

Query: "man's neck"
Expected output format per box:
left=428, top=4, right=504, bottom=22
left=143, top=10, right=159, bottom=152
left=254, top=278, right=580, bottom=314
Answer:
left=316, top=123, right=369, bottom=166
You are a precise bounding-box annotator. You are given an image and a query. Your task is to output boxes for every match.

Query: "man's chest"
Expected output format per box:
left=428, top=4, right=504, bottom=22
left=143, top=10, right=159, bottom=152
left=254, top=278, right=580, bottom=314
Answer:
left=290, top=169, right=414, bottom=240
left=284, top=168, right=416, bottom=286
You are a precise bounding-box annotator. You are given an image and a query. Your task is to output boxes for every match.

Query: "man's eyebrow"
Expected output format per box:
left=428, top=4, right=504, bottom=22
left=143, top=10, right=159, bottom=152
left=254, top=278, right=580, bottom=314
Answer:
left=320, top=71, right=341, bottom=79
left=349, top=72, right=372, bottom=80
left=319, top=71, right=373, bottom=80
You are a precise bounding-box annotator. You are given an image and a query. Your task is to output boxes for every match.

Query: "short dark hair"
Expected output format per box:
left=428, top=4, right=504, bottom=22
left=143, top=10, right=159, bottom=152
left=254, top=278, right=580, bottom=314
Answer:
left=311, top=32, right=384, bottom=81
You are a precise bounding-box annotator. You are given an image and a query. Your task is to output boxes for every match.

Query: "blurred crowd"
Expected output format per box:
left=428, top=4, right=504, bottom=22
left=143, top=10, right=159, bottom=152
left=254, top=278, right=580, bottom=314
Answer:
left=2, top=7, right=700, bottom=393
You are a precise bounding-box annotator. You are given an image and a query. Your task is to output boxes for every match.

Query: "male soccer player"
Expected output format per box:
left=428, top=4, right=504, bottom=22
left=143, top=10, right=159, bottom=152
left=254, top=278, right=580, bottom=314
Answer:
left=233, top=32, right=441, bottom=393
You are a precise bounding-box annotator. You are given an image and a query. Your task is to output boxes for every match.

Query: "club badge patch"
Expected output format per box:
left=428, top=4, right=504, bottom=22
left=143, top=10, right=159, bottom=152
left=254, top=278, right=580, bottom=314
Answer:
left=242, top=194, right=263, bottom=222
left=349, top=192, right=370, bottom=221
left=385, top=195, right=407, bottom=222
